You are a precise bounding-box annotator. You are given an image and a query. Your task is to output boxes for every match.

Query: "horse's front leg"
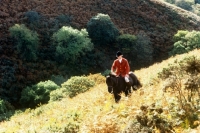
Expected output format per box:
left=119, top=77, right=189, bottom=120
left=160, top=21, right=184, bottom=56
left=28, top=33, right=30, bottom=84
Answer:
left=113, top=92, right=121, bottom=103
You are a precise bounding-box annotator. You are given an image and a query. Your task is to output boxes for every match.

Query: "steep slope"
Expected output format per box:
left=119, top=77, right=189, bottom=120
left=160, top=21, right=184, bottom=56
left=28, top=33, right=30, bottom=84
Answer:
left=0, top=0, right=200, bottom=54
left=0, top=49, right=200, bottom=133
left=1, top=0, right=200, bottom=107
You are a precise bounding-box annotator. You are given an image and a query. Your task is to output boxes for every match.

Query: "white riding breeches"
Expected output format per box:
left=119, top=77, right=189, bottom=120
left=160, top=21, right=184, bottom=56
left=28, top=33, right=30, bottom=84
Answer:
left=125, top=76, right=129, bottom=82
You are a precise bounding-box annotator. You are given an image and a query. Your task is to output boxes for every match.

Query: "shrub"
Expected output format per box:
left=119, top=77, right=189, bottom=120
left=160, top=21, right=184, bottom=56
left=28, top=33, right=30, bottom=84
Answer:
left=136, top=104, right=174, bottom=132
left=87, top=13, right=119, bottom=46
left=52, top=26, right=93, bottom=63
left=50, top=88, right=67, bottom=102
left=61, top=76, right=95, bottom=98
left=135, top=32, right=153, bottom=66
left=56, top=14, right=72, bottom=24
left=175, top=0, right=193, bottom=11
left=24, top=11, right=40, bottom=24
left=9, top=24, right=39, bottom=61
left=101, top=69, right=111, bottom=77
left=51, top=74, right=68, bottom=86
left=45, top=111, right=82, bottom=132
left=158, top=56, right=200, bottom=128
left=116, top=34, right=137, bottom=54
left=0, top=99, right=14, bottom=114
left=169, top=30, right=200, bottom=56
left=0, top=99, right=15, bottom=122
left=164, top=0, right=175, bottom=4
left=87, top=73, right=106, bottom=84
left=20, top=80, right=60, bottom=108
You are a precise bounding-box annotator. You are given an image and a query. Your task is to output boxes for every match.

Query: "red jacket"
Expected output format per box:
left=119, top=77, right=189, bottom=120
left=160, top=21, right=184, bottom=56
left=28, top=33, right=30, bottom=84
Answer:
left=111, top=58, right=130, bottom=77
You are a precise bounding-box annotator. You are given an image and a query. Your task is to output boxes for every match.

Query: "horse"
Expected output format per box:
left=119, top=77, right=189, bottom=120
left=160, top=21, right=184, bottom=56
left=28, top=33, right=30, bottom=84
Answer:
left=106, top=72, right=142, bottom=103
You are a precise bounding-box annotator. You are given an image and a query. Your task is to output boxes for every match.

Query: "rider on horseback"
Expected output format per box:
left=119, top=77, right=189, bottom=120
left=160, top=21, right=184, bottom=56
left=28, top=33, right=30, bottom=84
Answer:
left=111, top=51, right=132, bottom=87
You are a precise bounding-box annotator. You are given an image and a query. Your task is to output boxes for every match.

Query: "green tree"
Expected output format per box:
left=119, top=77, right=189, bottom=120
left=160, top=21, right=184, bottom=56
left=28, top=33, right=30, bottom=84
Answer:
left=169, top=30, right=200, bottom=56
left=87, top=13, right=119, bottom=46
left=9, top=24, right=39, bottom=61
left=52, top=26, right=93, bottom=63
left=115, top=34, right=138, bottom=66
left=135, top=32, right=153, bottom=66
left=20, top=80, right=60, bottom=108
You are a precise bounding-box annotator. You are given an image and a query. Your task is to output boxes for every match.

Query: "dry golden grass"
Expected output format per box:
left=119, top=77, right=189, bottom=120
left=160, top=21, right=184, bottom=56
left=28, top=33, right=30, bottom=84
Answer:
left=0, top=49, right=200, bottom=133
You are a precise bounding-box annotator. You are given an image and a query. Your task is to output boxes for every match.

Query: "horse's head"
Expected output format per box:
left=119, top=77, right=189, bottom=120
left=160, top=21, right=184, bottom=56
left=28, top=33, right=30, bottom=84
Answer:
left=106, top=73, right=117, bottom=93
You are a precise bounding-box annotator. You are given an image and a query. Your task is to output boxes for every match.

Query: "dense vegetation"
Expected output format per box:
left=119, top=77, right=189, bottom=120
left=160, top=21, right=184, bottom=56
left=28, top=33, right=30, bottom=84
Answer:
left=0, top=50, right=200, bottom=132
left=0, top=0, right=200, bottom=132
left=162, top=0, right=200, bottom=15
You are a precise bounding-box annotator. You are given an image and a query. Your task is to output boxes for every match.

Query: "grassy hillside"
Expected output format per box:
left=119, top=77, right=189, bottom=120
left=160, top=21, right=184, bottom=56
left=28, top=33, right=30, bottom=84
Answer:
left=1, top=0, right=200, bottom=108
left=0, top=49, right=200, bottom=133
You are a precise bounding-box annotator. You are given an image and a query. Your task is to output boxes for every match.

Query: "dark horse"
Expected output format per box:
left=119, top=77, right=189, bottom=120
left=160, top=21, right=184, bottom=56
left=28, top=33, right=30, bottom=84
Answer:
left=106, top=72, right=142, bottom=102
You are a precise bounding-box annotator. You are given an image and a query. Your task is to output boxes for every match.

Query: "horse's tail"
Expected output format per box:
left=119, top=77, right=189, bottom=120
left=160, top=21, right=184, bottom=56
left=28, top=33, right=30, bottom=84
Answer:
left=129, top=72, right=142, bottom=88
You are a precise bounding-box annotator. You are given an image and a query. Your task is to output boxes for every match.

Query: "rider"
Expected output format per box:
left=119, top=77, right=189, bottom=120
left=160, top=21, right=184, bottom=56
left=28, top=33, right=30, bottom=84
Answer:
left=111, top=51, right=131, bottom=86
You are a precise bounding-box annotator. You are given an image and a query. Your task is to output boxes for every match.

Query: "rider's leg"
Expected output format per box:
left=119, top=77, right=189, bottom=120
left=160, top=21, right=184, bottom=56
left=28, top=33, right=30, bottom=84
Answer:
left=124, top=76, right=132, bottom=96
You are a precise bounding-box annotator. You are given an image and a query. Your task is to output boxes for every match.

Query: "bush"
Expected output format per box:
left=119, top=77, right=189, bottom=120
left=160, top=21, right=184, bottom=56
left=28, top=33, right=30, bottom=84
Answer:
left=50, top=88, right=67, bottom=102
left=175, top=0, right=193, bottom=11
left=9, top=24, right=39, bottom=61
left=116, top=34, right=137, bottom=54
left=24, top=11, right=40, bottom=24
left=45, top=111, right=82, bottom=132
left=0, top=99, right=15, bottom=122
left=87, top=13, right=119, bottom=46
left=169, top=30, right=200, bottom=56
left=52, top=26, right=93, bottom=63
left=0, top=99, right=14, bottom=114
left=164, top=0, right=175, bottom=4
left=135, top=32, right=153, bottom=66
left=51, top=74, right=68, bottom=86
left=61, top=76, right=95, bottom=98
left=87, top=73, right=106, bottom=84
left=158, top=56, right=200, bottom=128
left=56, top=14, right=72, bottom=24
left=20, top=80, right=60, bottom=108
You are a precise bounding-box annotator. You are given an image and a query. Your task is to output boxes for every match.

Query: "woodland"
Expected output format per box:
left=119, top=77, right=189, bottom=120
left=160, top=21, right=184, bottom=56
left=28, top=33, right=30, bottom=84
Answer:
left=0, top=0, right=200, bottom=132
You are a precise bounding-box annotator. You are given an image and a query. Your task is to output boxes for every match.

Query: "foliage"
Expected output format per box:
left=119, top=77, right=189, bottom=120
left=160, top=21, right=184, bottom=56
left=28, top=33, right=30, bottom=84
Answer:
left=0, top=99, right=14, bottom=114
left=9, top=24, right=39, bottom=61
left=52, top=26, right=93, bottom=63
left=164, top=0, right=176, bottom=4
left=61, top=76, right=95, bottom=98
left=24, top=11, right=40, bottom=24
left=86, top=13, right=120, bottom=46
left=50, top=76, right=95, bottom=101
left=175, top=0, right=194, bottom=11
left=56, top=14, right=72, bottom=24
left=20, top=80, right=60, bottom=108
left=158, top=55, right=200, bottom=128
left=116, top=34, right=137, bottom=54
left=87, top=73, right=106, bottom=84
left=51, top=74, right=68, bottom=86
left=193, top=4, right=200, bottom=16
left=135, top=32, right=153, bottom=66
left=101, top=69, right=111, bottom=77
left=45, top=111, right=82, bottom=133
left=170, top=30, right=200, bottom=56
left=136, top=104, right=175, bottom=133
left=0, top=99, right=15, bottom=122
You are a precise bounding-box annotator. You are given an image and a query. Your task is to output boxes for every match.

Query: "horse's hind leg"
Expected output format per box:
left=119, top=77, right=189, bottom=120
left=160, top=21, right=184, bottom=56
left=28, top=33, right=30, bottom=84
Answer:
left=125, top=87, right=132, bottom=97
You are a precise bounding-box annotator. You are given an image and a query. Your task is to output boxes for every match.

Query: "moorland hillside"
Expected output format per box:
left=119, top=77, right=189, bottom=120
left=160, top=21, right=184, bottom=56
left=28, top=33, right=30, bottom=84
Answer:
left=1, top=0, right=200, bottom=107
left=0, top=49, right=200, bottom=133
